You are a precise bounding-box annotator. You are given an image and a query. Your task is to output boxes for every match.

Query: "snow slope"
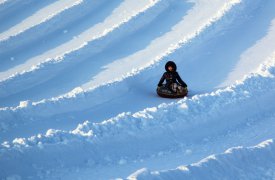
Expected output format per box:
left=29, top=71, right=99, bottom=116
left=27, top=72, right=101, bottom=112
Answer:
left=128, top=139, right=275, bottom=180
left=0, top=0, right=275, bottom=179
left=1, top=53, right=275, bottom=179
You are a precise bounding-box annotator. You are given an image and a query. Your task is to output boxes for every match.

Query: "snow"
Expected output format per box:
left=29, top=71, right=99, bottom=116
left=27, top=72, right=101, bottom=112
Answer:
left=0, top=0, right=158, bottom=86
left=128, top=139, right=275, bottom=180
left=1, top=0, right=275, bottom=179
left=220, top=18, right=275, bottom=86
left=0, top=0, right=83, bottom=41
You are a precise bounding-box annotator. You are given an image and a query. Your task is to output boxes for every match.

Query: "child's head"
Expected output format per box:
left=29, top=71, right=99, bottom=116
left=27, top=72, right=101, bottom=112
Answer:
left=165, top=61, right=177, bottom=72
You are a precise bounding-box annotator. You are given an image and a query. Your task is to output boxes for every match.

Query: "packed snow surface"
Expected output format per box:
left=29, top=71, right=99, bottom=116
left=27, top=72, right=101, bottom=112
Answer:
left=128, top=139, right=275, bottom=180
left=0, top=0, right=275, bottom=179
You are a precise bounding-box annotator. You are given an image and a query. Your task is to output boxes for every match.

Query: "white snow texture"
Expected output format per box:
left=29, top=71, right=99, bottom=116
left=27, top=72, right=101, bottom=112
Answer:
left=0, top=0, right=275, bottom=179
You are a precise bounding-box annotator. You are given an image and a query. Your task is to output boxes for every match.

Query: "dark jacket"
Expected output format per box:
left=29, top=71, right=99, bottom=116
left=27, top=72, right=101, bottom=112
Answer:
left=158, top=61, right=187, bottom=87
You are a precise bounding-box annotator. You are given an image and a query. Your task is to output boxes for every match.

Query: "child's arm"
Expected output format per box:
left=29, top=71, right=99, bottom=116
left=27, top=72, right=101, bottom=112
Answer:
left=158, top=73, right=166, bottom=87
left=176, top=72, right=187, bottom=87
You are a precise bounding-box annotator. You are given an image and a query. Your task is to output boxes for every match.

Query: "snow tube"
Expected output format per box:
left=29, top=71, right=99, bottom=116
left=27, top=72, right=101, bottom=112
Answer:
left=156, top=85, right=188, bottom=98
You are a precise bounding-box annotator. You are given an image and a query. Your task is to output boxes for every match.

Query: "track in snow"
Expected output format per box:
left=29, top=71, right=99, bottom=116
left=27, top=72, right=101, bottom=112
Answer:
left=1, top=0, right=275, bottom=179
left=0, top=0, right=191, bottom=105
left=1, top=54, right=275, bottom=179
left=1, top=0, right=275, bottom=139
left=0, top=0, right=113, bottom=72
left=0, top=0, right=57, bottom=33
left=128, top=139, right=275, bottom=180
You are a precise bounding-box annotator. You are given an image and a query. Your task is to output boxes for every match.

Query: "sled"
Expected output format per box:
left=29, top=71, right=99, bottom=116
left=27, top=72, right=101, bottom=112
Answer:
left=156, top=85, right=188, bottom=98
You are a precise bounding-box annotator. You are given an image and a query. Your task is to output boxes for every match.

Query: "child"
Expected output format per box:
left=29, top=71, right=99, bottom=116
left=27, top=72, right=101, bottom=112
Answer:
left=158, top=61, right=187, bottom=93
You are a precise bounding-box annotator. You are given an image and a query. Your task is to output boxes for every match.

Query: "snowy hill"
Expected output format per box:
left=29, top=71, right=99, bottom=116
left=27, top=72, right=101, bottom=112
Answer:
left=128, top=139, right=275, bottom=180
left=0, top=0, right=275, bottom=179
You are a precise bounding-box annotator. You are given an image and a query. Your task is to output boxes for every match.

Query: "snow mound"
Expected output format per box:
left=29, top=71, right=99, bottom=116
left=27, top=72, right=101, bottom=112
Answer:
left=0, top=0, right=261, bottom=134
left=128, top=139, right=275, bottom=180
left=1, top=0, right=275, bottom=179
left=0, top=53, right=275, bottom=179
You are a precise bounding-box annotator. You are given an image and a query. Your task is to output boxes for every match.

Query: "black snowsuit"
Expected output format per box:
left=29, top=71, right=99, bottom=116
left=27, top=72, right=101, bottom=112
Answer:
left=158, top=61, right=187, bottom=90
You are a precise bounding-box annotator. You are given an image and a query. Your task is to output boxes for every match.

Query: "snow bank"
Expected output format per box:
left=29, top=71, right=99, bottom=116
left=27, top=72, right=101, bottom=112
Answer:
left=127, top=139, right=275, bottom=180
left=1, top=0, right=275, bottom=179
left=0, top=54, right=275, bottom=179
left=4, top=52, right=275, bottom=140
left=0, top=0, right=167, bottom=97
left=0, top=0, right=83, bottom=42
left=0, top=0, right=34, bottom=12
left=0, top=0, right=246, bottom=128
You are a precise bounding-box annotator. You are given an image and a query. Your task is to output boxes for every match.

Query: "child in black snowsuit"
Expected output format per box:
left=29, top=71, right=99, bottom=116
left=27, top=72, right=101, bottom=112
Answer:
left=158, top=61, right=187, bottom=93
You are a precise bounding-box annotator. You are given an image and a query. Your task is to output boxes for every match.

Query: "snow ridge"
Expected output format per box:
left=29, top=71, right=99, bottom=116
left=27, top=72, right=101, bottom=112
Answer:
left=0, top=0, right=244, bottom=128
left=0, top=0, right=164, bottom=97
left=3, top=53, right=275, bottom=146
left=0, top=0, right=83, bottom=42
left=128, top=139, right=275, bottom=180
left=1, top=54, right=275, bottom=179
left=1, top=1, right=275, bottom=179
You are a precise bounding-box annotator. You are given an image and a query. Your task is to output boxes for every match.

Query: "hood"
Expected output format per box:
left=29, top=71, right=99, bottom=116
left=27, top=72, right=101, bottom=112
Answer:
left=165, top=61, right=177, bottom=72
